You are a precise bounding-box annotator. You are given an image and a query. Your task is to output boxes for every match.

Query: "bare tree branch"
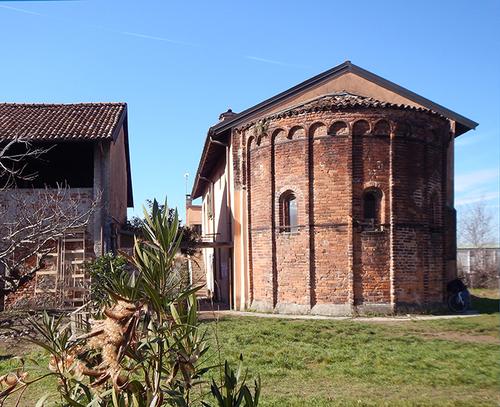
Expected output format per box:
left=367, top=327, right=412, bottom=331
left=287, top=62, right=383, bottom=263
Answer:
left=458, top=200, right=499, bottom=288
left=0, top=137, right=100, bottom=294
left=0, top=137, right=49, bottom=189
left=0, top=186, right=101, bottom=293
left=459, top=200, right=495, bottom=248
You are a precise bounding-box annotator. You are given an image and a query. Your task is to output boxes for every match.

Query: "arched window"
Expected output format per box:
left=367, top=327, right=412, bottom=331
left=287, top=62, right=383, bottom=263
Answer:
left=280, top=191, right=298, bottom=233
left=363, top=188, right=382, bottom=226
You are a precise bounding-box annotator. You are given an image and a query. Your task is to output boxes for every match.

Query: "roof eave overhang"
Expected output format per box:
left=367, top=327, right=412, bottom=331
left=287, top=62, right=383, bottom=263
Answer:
left=211, top=61, right=478, bottom=135
left=210, top=61, right=354, bottom=134
left=191, top=131, right=212, bottom=199
left=347, top=64, right=478, bottom=136
left=122, top=110, right=134, bottom=208
left=110, top=105, right=133, bottom=207
left=191, top=127, right=229, bottom=199
left=191, top=61, right=479, bottom=198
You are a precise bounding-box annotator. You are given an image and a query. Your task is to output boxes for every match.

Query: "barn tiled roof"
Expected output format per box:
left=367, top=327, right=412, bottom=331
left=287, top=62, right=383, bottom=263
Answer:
left=0, top=103, right=126, bottom=141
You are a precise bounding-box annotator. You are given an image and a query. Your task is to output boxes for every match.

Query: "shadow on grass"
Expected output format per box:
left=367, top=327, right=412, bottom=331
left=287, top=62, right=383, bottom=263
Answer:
left=471, top=295, right=500, bottom=314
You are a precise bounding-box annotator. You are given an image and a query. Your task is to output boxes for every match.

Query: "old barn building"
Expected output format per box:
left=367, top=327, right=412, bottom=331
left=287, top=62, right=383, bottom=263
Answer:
left=0, top=103, right=133, bottom=309
left=191, top=61, right=477, bottom=315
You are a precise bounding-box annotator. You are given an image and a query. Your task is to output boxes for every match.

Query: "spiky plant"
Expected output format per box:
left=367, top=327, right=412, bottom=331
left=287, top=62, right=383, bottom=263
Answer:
left=1, top=199, right=260, bottom=407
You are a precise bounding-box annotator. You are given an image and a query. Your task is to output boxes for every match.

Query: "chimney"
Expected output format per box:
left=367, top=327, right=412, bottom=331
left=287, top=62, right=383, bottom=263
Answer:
left=218, top=108, right=237, bottom=122
left=186, top=194, right=193, bottom=208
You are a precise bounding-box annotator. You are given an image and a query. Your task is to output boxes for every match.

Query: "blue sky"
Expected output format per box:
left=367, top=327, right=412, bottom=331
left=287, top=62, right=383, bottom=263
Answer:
left=1, top=0, right=498, bottom=239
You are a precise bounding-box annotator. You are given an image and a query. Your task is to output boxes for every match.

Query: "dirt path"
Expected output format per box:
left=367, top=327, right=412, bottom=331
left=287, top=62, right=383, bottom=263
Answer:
left=200, top=309, right=482, bottom=322
left=418, top=331, right=499, bottom=344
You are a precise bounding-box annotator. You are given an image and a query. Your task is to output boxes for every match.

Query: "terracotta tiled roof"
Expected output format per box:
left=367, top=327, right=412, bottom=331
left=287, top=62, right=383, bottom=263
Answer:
left=0, top=103, right=126, bottom=141
left=286, top=91, right=431, bottom=111
left=241, top=92, right=440, bottom=129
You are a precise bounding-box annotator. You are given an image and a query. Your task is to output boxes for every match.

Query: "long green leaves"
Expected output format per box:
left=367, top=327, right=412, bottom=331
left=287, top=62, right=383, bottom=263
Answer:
left=126, top=199, right=185, bottom=319
left=1, top=197, right=261, bottom=406
left=203, top=356, right=260, bottom=407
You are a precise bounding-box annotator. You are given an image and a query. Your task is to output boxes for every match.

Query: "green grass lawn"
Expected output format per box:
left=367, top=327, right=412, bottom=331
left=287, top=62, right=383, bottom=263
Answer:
left=1, top=290, right=499, bottom=406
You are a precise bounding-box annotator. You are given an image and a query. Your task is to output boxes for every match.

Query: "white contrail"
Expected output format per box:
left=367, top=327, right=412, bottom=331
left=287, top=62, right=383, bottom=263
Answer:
left=0, top=3, right=307, bottom=70
left=245, top=55, right=307, bottom=68
left=120, top=31, right=198, bottom=47
left=0, top=4, right=43, bottom=16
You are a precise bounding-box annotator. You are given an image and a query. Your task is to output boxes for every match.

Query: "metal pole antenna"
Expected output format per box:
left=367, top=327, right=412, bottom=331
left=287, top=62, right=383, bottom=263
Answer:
left=184, top=172, right=189, bottom=196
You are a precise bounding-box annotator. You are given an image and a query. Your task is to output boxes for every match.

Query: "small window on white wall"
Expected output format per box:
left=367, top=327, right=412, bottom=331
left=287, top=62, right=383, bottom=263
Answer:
left=206, top=191, right=213, bottom=220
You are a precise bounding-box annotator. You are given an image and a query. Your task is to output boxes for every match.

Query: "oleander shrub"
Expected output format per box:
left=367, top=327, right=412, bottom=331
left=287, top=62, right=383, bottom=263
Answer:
left=0, top=199, right=260, bottom=406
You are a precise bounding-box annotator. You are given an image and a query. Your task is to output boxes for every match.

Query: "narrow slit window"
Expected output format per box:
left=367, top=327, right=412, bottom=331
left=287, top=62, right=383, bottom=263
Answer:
left=281, top=192, right=298, bottom=233
left=363, top=189, right=382, bottom=225
left=364, top=193, right=377, bottom=220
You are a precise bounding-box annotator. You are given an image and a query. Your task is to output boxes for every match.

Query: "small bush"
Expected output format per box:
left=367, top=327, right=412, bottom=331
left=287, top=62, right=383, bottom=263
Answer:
left=86, top=253, right=127, bottom=309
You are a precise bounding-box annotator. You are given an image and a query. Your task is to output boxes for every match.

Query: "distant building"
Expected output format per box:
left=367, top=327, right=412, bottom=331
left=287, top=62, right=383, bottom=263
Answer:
left=457, top=247, right=499, bottom=287
left=0, top=103, right=133, bottom=309
left=191, top=61, right=478, bottom=315
left=186, top=195, right=202, bottom=236
left=185, top=195, right=207, bottom=295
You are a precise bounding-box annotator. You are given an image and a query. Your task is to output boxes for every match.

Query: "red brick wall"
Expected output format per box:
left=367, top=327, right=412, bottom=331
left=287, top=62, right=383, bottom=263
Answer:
left=357, top=232, right=390, bottom=304
left=188, top=250, right=207, bottom=296
left=351, top=119, right=391, bottom=307
left=390, top=118, right=448, bottom=309
left=247, top=135, right=274, bottom=309
left=238, top=107, right=450, bottom=314
left=310, top=121, right=352, bottom=306
left=273, top=126, right=310, bottom=309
